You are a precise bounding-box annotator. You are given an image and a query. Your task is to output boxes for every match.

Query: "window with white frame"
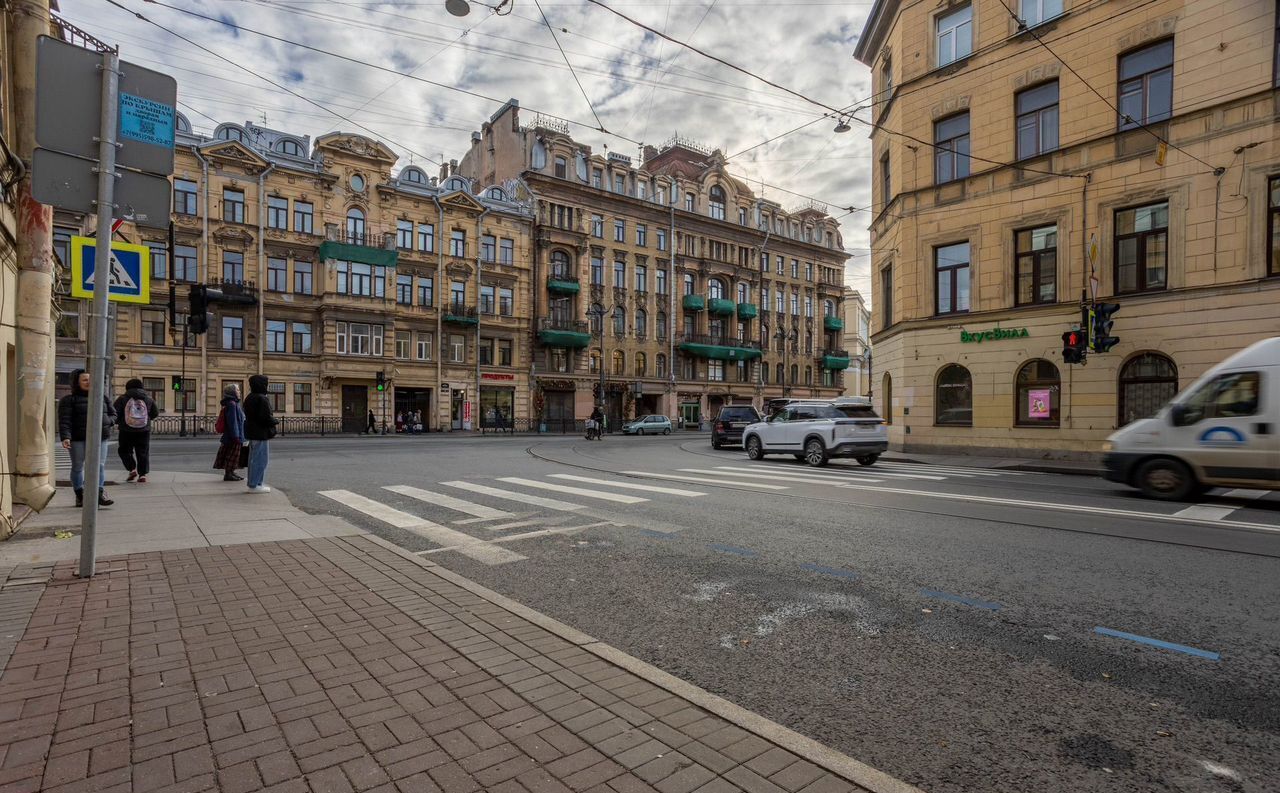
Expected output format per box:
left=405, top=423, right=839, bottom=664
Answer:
left=335, top=322, right=384, bottom=356
left=335, top=261, right=386, bottom=298
left=936, top=4, right=972, bottom=67
left=1020, top=0, right=1062, bottom=27
left=416, top=332, right=433, bottom=360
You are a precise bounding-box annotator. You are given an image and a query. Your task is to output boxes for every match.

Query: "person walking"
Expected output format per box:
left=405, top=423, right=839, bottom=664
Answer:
left=113, top=378, right=158, bottom=483
left=243, top=374, right=278, bottom=493
left=58, top=368, right=115, bottom=508
left=588, top=405, right=604, bottom=441
left=214, top=384, right=246, bottom=481
left=366, top=409, right=377, bottom=435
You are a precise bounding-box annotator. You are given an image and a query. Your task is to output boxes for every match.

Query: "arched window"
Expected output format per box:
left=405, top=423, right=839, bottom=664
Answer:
left=612, top=306, right=626, bottom=336
left=445, top=177, right=466, bottom=191
left=550, top=250, right=571, bottom=279
left=708, top=185, right=726, bottom=220
left=882, top=373, right=893, bottom=424
left=1016, top=359, right=1061, bottom=427
left=804, top=332, right=813, bottom=354
left=656, top=311, right=667, bottom=340
left=401, top=167, right=426, bottom=184
left=823, top=299, right=835, bottom=317
left=634, top=352, right=647, bottom=377
left=275, top=139, right=304, bottom=157
left=589, top=348, right=601, bottom=374
left=635, top=308, right=648, bottom=338
left=737, top=283, right=749, bottom=303
left=790, top=364, right=799, bottom=384
left=761, top=364, right=769, bottom=384
left=611, top=350, right=625, bottom=375
left=776, top=363, right=785, bottom=384
left=345, top=207, right=365, bottom=244
left=656, top=353, right=667, bottom=378
left=215, top=125, right=246, bottom=143
left=935, top=364, right=973, bottom=426
left=707, top=278, right=725, bottom=299
left=487, top=187, right=505, bottom=200
left=1119, top=352, right=1177, bottom=425
left=589, top=303, right=604, bottom=334
left=682, top=273, right=695, bottom=295
left=804, top=367, right=813, bottom=386
left=176, top=113, right=192, bottom=133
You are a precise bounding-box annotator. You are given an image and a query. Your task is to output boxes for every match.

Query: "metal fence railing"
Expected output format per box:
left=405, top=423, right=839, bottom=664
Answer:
left=150, top=415, right=342, bottom=436
left=480, top=418, right=588, bottom=435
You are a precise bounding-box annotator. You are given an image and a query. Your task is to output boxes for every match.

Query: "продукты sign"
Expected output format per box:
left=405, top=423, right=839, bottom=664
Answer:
left=960, top=327, right=1029, bottom=343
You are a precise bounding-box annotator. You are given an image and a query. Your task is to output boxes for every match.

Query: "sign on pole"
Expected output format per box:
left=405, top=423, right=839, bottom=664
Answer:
left=70, top=236, right=151, bottom=304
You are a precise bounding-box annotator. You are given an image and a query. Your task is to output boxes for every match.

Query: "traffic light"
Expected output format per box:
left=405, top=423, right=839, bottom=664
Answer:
left=1091, top=302, right=1121, bottom=353
left=171, top=374, right=183, bottom=392
left=1062, top=329, right=1087, bottom=364
left=376, top=371, right=386, bottom=392
left=187, top=285, right=209, bottom=335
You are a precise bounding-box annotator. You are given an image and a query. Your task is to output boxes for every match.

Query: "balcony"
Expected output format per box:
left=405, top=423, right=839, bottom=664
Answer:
left=707, top=298, right=736, bottom=316
left=318, top=226, right=398, bottom=268
left=823, top=315, right=845, bottom=331
left=444, top=304, right=479, bottom=326
left=820, top=348, right=851, bottom=369
left=537, top=318, right=592, bottom=349
left=677, top=333, right=762, bottom=361
left=736, top=302, right=758, bottom=320
left=682, top=294, right=705, bottom=311
left=547, top=274, right=580, bottom=294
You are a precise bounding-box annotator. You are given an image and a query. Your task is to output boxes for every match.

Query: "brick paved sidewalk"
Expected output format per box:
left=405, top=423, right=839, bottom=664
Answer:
left=0, top=536, right=917, bottom=793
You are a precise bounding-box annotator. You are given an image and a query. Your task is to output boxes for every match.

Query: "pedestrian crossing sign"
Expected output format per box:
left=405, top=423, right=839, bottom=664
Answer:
left=69, top=236, right=150, bottom=304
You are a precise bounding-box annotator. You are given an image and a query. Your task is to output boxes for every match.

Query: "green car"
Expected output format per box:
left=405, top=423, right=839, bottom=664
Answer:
left=621, top=415, right=673, bottom=435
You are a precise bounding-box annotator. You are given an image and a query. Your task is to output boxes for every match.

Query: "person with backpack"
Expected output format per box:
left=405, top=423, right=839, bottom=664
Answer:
left=113, top=378, right=159, bottom=483
left=57, top=368, right=116, bottom=508
left=214, top=383, right=246, bottom=481
left=242, top=374, right=278, bottom=493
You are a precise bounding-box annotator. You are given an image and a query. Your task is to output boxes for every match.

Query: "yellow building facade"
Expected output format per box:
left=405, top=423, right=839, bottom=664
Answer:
left=457, top=102, right=851, bottom=430
left=856, top=0, right=1280, bottom=456
left=54, top=119, right=536, bottom=433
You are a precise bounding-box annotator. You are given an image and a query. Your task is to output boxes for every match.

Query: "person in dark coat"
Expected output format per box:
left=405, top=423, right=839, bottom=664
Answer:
left=57, top=368, right=115, bottom=507
left=242, top=374, right=278, bottom=493
left=113, top=378, right=159, bottom=483
left=214, top=384, right=246, bottom=481
left=366, top=409, right=377, bottom=435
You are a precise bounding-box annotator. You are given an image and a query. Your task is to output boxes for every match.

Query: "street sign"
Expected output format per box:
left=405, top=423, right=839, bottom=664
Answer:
left=70, top=236, right=151, bottom=304
left=31, top=149, right=171, bottom=224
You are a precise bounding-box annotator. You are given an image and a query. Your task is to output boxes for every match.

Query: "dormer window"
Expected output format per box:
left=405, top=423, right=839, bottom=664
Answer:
left=215, top=125, right=246, bottom=143
left=708, top=185, right=726, bottom=220
left=275, top=139, right=304, bottom=157
left=401, top=168, right=426, bottom=184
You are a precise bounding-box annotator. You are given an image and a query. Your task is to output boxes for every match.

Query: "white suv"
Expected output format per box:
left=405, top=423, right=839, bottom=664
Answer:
left=743, top=401, right=888, bottom=467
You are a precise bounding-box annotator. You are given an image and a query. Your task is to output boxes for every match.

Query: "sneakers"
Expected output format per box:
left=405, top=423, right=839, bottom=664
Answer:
left=98, top=490, right=114, bottom=507
left=126, top=470, right=138, bottom=482
left=137, top=475, right=147, bottom=484
left=247, top=485, right=272, bottom=494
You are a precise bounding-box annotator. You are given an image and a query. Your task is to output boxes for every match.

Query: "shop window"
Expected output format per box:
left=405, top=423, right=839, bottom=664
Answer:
left=935, top=364, right=973, bottom=426
left=1015, top=359, right=1061, bottom=427
left=1118, top=352, right=1178, bottom=426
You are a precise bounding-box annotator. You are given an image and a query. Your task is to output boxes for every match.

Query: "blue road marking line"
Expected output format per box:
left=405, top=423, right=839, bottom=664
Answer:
left=637, top=529, right=673, bottom=539
left=708, top=543, right=758, bottom=557
left=799, top=563, right=858, bottom=580
left=920, top=588, right=1002, bottom=611
left=1093, top=627, right=1221, bottom=661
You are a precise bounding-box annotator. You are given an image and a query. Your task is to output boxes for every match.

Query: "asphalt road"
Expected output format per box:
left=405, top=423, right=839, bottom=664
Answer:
left=148, top=433, right=1280, bottom=793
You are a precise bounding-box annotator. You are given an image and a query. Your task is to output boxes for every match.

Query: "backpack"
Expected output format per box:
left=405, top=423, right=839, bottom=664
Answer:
left=214, top=407, right=226, bottom=434
left=124, top=397, right=150, bottom=430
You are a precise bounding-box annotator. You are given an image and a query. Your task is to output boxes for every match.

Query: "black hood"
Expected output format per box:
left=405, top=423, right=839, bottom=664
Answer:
left=124, top=387, right=149, bottom=400
left=248, top=374, right=270, bottom=394
left=69, top=368, right=87, bottom=396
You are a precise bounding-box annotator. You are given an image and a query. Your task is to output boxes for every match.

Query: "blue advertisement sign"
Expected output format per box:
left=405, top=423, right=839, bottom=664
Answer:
left=119, top=92, right=175, bottom=149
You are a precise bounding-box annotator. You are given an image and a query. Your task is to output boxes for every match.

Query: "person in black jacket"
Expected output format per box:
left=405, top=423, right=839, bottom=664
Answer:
left=113, top=378, right=159, bottom=483
left=242, top=374, right=278, bottom=493
left=57, top=368, right=116, bottom=508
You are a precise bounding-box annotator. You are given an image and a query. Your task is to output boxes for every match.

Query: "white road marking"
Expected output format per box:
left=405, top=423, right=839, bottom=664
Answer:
left=549, top=474, right=707, bottom=497
left=497, top=477, right=649, bottom=504
left=876, top=461, right=1020, bottom=477
left=1223, top=488, right=1270, bottom=500
left=480, top=517, right=562, bottom=533
left=680, top=468, right=885, bottom=485
left=715, top=465, right=917, bottom=481
left=318, top=490, right=524, bottom=564
left=417, top=523, right=617, bottom=554
left=621, top=471, right=790, bottom=490
left=1174, top=504, right=1238, bottom=521
left=440, top=480, right=587, bottom=512
left=382, top=485, right=514, bottom=519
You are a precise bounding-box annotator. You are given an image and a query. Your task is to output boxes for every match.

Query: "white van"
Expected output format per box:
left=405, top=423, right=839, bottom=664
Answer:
left=1103, top=337, right=1279, bottom=500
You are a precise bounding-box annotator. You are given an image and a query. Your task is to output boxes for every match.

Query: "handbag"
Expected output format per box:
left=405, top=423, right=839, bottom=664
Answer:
left=214, top=407, right=226, bottom=434
left=237, top=444, right=250, bottom=469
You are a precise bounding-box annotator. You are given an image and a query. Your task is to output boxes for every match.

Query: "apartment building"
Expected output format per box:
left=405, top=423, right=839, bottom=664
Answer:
left=855, top=0, right=1280, bottom=455
left=841, top=288, right=873, bottom=397
left=457, top=101, right=851, bottom=429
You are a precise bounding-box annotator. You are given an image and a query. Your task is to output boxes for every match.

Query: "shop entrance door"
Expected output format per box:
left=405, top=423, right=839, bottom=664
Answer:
left=451, top=389, right=465, bottom=430
left=679, top=402, right=700, bottom=430
left=341, top=386, right=368, bottom=433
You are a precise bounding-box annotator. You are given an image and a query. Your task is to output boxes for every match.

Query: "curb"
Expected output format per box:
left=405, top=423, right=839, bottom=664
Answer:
left=883, top=455, right=1100, bottom=477
left=357, top=533, right=925, bottom=793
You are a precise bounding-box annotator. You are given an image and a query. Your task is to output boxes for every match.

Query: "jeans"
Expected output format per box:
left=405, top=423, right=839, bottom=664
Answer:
left=117, top=431, right=151, bottom=476
left=69, top=440, right=108, bottom=492
left=248, top=440, right=269, bottom=488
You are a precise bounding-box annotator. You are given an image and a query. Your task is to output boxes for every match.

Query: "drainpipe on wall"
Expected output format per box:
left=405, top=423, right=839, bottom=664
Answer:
left=430, top=195, right=445, bottom=430
left=518, top=179, right=538, bottom=428
left=668, top=192, right=676, bottom=419
left=754, top=203, right=772, bottom=413
left=473, top=206, right=490, bottom=431
left=256, top=164, right=275, bottom=375
left=194, top=147, right=211, bottom=416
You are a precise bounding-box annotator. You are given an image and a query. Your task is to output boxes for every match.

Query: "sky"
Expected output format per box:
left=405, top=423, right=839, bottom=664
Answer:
left=69, top=0, right=877, bottom=299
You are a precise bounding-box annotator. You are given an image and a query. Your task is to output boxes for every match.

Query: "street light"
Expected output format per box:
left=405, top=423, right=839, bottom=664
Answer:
left=586, top=304, right=610, bottom=410
left=444, top=0, right=514, bottom=15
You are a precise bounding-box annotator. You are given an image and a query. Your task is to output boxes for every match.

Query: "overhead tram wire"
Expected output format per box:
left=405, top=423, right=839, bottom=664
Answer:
left=531, top=0, right=608, bottom=132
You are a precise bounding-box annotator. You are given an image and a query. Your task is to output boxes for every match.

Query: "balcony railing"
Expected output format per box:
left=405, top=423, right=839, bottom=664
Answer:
left=539, top=318, right=589, bottom=333
left=151, top=415, right=341, bottom=436
left=444, top=304, right=479, bottom=325
left=679, top=333, right=762, bottom=351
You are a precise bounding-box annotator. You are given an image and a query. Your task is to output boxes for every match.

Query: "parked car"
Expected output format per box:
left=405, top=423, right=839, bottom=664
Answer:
left=743, top=401, right=889, bottom=467
left=1104, top=337, right=1280, bottom=500
left=621, top=415, right=673, bottom=435
left=712, top=405, right=762, bottom=449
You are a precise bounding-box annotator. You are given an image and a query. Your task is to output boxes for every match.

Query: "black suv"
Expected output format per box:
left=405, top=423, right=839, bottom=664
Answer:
left=712, top=405, right=762, bottom=449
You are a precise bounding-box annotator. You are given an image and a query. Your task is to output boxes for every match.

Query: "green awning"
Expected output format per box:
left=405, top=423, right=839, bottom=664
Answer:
left=547, top=279, right=581, bottom=294
left=708, top=298, right=736, bottom=316
left=677, top=341, right=763, bottom=361
left=538, top=328, right=593, bottom=348
left=318, top=241, right=398, bottom=268
left=444, top=314, right=479, bottom=326
left=737, top=302, right=758, bottom=319
left=682, top=294, right=705, bottom=311
left=823, top=315, right=845, bottom=331
left=821, top=354, right=851, bottom=369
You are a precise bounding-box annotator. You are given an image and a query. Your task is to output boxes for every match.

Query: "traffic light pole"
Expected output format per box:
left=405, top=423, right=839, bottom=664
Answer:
left=179, top=334, right=188, bottom=437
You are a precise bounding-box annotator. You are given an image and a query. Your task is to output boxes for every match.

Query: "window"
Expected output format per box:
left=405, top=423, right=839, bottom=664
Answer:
left=450, top=229, right=466, bottom=257
left=636, top=224, right=647, bottom=247
left=589, top=349, right=601, bottom=374
left=804, top=331, right=813, bottom=353
left=396, top=220, right=413, bottom=250
left=880, top=153, right=891, bottom=208
left=1021, top=0, right=1062, bottom=27
left=881, top=56, right=893, bottom=98
left=684, top=194, right=694, bottom=212
left=416, top=332, right=433, bottom=360
left=1016, top=81, right=1059, bottom=160
left=612, top=350, right=625, bottom=375
left=736, top=283, right=748, bottom=304
left=336, top=261, right=386, bottom=298
left=292, top=322, right=312, bottom=354
left=417, top=276, right=434, bottom=307
left=551, top=348, right=569, bottom=373
left=222, top=316, right=244, bottom=350
left=612, top=306, right=626, bottom=336
left=418, top=223, right=435, bottom=252
left=174, top=245, right=197, bottom=282
left=776, top=255, right=784, bottom=275
left=142, top=377, right=165, bottom=410
left=635, top=265, right=648, bottom=292
left=776, top=292, right=785, bottom=313
left=267, top=382, right=286, bottom=413
left=592, top=168, right=603, bottom=188
left=499, top=287, right=513, bottom=316
left=148, top=244, right=167, bottom=280
left=1269, top=177, right=1280, bottom=275
left=590, top=256, right=604, bottom=285
left=345, top=208, right=365, bottom=244
left=591, top=214, right=604, bottom=238
left=708, top=186, right=726, bottom=220
left=450, top=281, right=466, bottom=310
left=682, top=273, right=695, bottom=295
left=223, top=252, right=244, bottom=283
left=880, top=265, right=893, bottom=326
left=936, top=4, right=972, bottom=66
left=708, top=360, right=725, bottom=382
left=633, top=352, right=646, bottom=377
left=498, top=339, right=513, bottom=367
left=335, top=322, right=384, bottom=356
left=1115, top=202, right=1168, bottom=293
left=790, top=364, right=798, bottom=384
left=1119, top=40, right=1173, bottom=129
left=790, top=259, right=799, bottom=278
left=738, top=207, right=747, bottom=225
left=635, top=308, right=648, bottom=338
left=656, top=269, right=668, bottom=295
left=614, top=260, right=626, bottom=287
left=656, top=354, right=667, bottom=378
left=934, top=242, right=970, bottom=314
left=397, top=274, right=413, bottom=305
left=294, top=261, right=313, bottom=295
left=481, top=235, right=496, bottom=263
left=267, top=257, right=287, bottom=292
left=589, top=303, right=604, bottom=334
left=656, top=311, right=667, bottom=340
left=737, top=361, right=749, bottom=383
left=480, top=285, right=495, bottom=314
left=554, top=156, right=567, bottom=178
left=1173, top=371, right=1261, bottom=426
left=479, top=337, right=494, bottom=365
left=656, top=229, right=667, bottom=251
left=1016, top=225, right=1057, bottom=305
left=223, top=189, right=245, bottom=223
left=550, top=250, right=571, bottom=279
left=499, top=238, right=514, bottom=264
left=1119, top=353, right=1178, bottom=426
left=804, top=367, right=812, bottom=386
left=294, top=383, right=312, bottom=413
left=174, top=179, right=197, bottom=215
left=638, top=182, right=647, bottom=201
left=265, top=320, right=287, bottom=353
left=805, top=296, right=813, bottom=318
left=140, top=309, right=165, bottom=345
left=268, top=196, right=288, bottom=230
left=790, top=293, right=799, bottom=316
left=935, top=364, right=973, bottom=426
left=823, top=299, right=835, bottom=318
left=1016, top=359, right=1061, bottom=426
left=708, top=278, right=725, bottom=300
left=805, top=263, right=813, bottom=282
left=934, top=113, right=970, bottom=183
left=294, top=201, right=313, bottom=234
left=760, top=285, right=769, bottom=309
left=614, top=219, right=625, bottom=243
